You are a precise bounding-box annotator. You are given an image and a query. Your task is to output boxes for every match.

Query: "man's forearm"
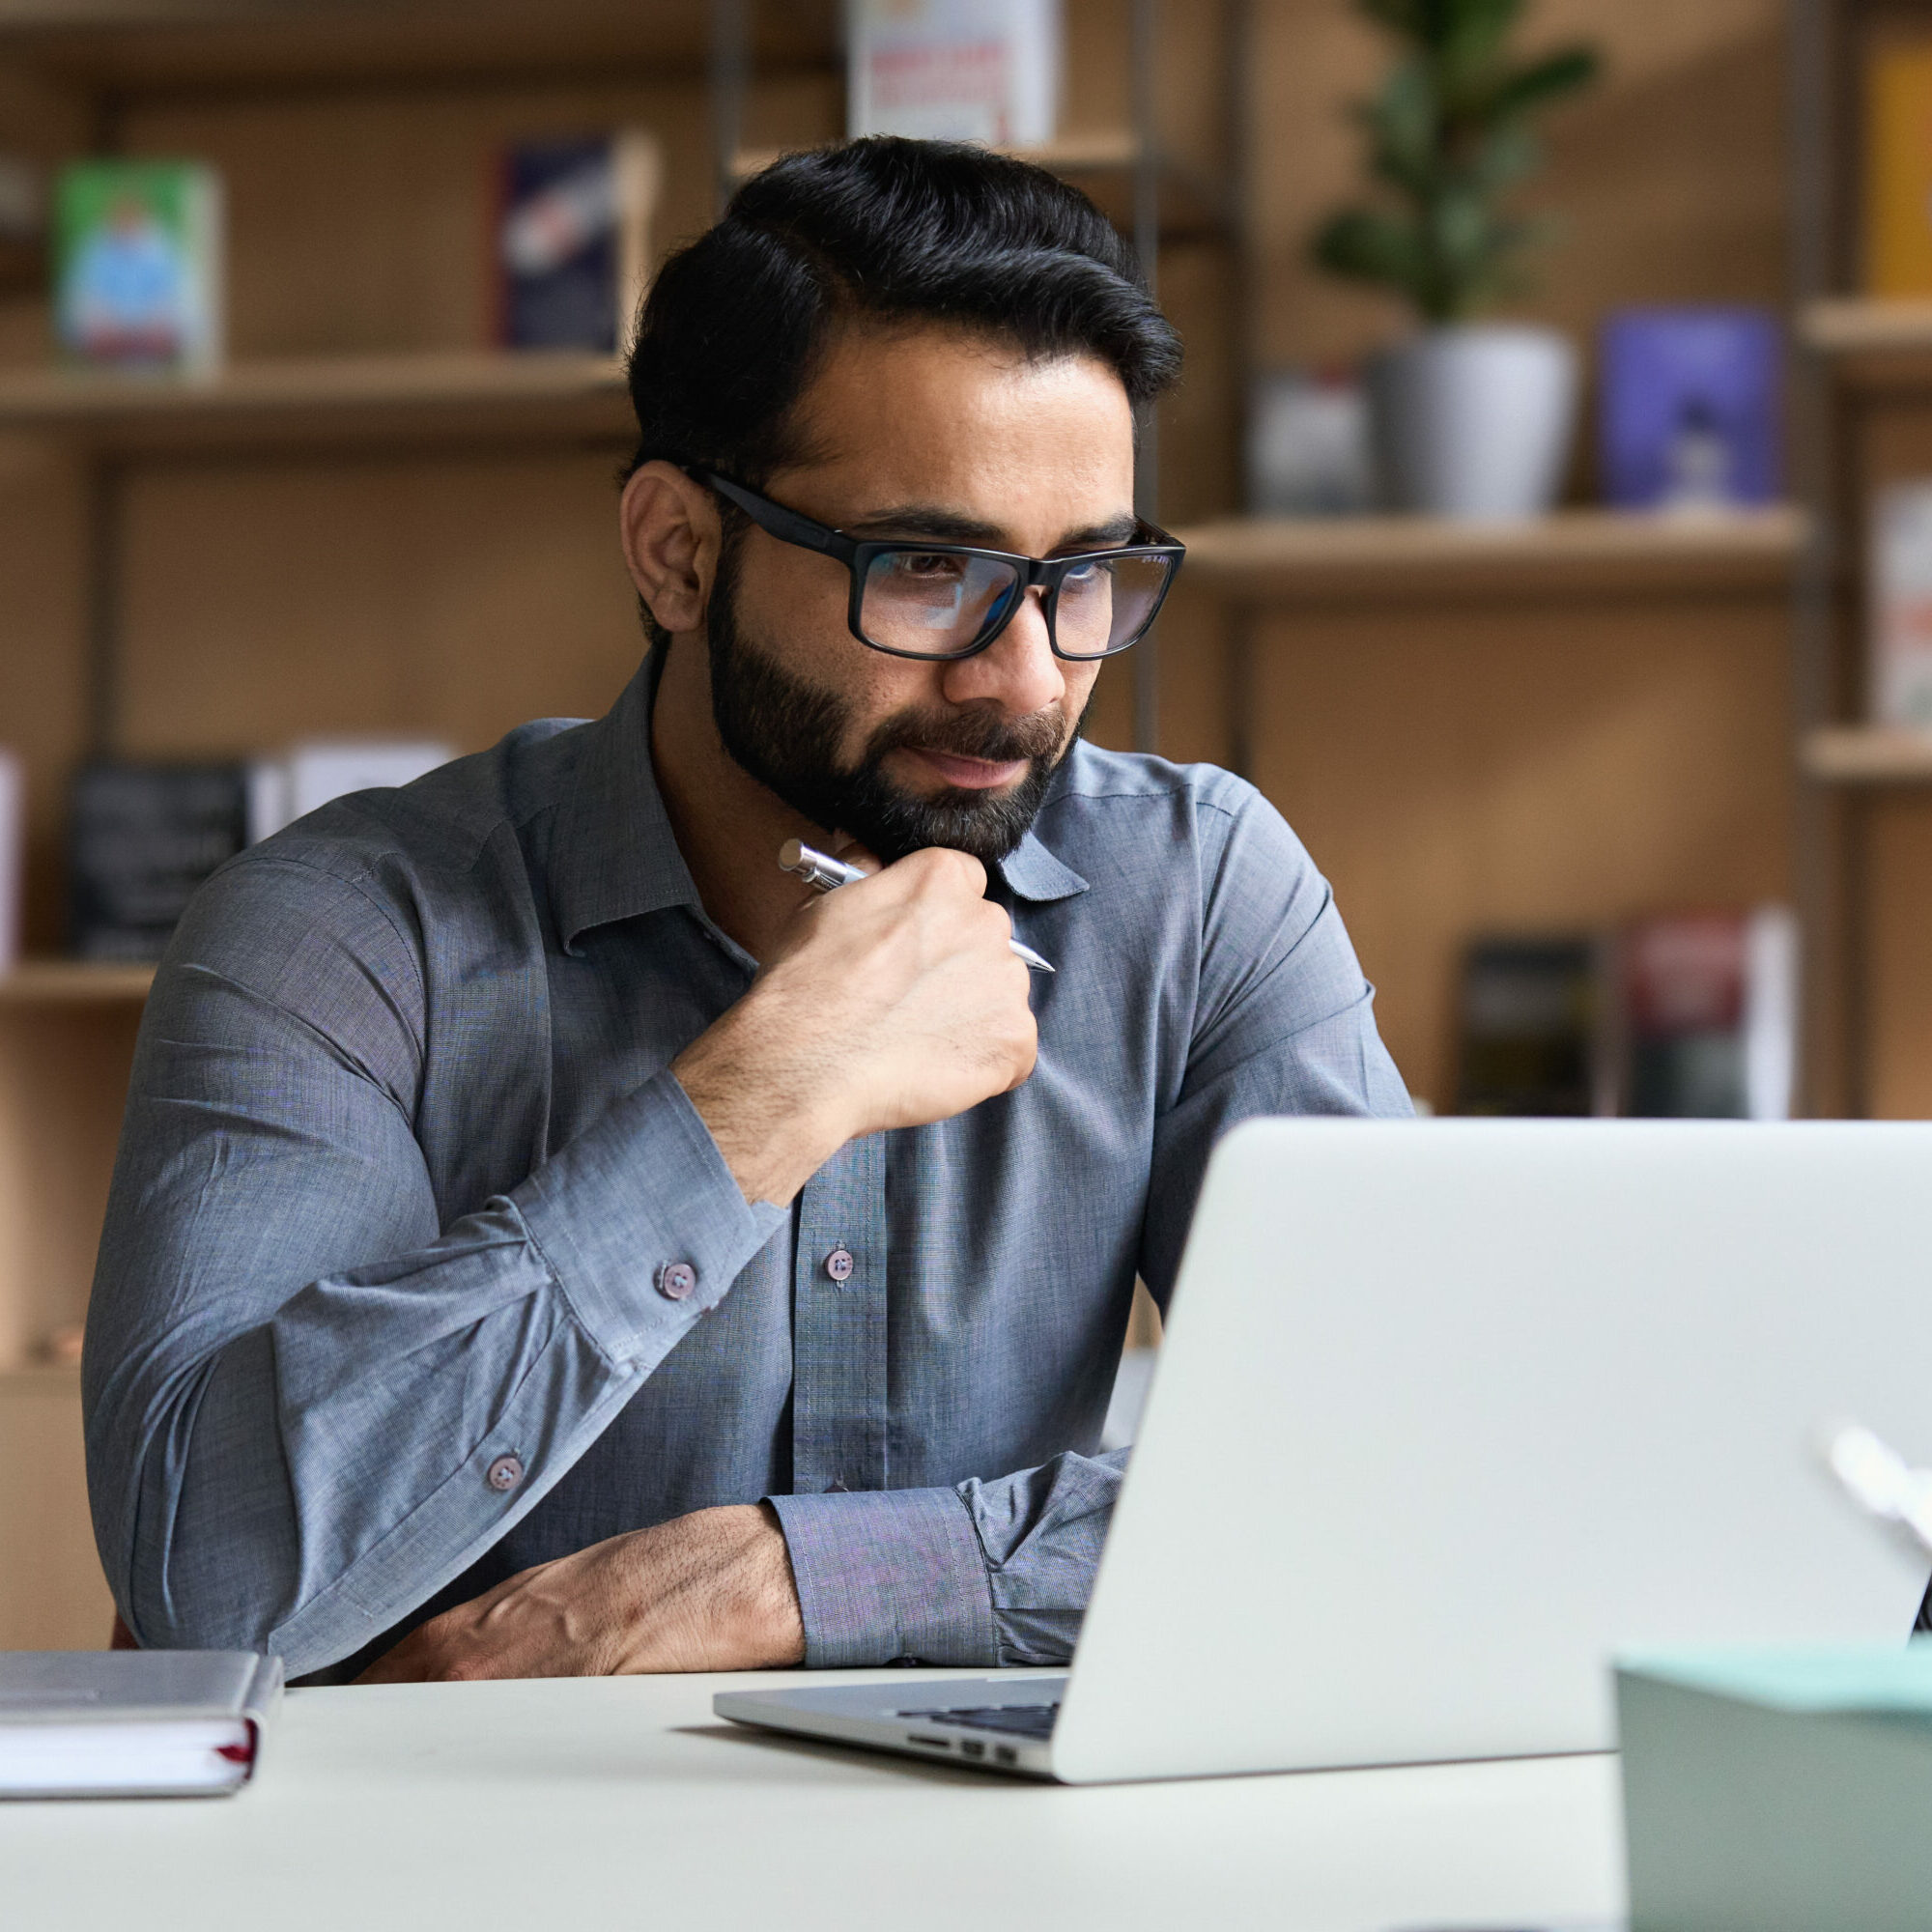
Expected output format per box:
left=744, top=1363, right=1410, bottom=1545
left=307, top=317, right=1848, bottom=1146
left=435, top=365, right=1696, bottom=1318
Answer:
left=89, top=1066, right=785, bottom=1679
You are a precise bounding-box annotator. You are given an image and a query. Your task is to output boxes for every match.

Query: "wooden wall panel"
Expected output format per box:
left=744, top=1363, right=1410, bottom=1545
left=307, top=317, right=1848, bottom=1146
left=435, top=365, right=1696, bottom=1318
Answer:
left=1865, top=796, right=1932, bottom=1119
left=0, top=1376, right=111, bottom=1649
left=0, top=438, right=87, bottom=953
left=116, top=451, right=645, bottom=758
left=1235, top=587, right=1794, bottom=1111
left=0, top=1008, right=141, bottom=1368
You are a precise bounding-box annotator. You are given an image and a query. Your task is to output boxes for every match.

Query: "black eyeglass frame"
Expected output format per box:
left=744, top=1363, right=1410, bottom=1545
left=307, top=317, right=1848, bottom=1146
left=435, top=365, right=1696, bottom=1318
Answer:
left=691, top=468, right=1185, bottom=664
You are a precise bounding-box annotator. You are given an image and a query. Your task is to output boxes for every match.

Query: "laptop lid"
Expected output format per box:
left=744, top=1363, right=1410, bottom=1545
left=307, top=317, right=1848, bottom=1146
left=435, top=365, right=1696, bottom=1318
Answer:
left=1052, top=1119, right=1932, bottom=1783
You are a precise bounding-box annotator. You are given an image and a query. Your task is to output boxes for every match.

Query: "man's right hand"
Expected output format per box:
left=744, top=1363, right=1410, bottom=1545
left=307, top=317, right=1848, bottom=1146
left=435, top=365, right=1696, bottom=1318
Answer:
left=670, top=847, right=1038, bottom=1206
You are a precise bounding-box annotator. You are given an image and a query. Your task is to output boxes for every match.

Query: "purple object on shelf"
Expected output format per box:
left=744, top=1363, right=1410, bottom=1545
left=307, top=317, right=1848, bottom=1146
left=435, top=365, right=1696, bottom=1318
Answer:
left=1598, top=307, right=1782, bottom=509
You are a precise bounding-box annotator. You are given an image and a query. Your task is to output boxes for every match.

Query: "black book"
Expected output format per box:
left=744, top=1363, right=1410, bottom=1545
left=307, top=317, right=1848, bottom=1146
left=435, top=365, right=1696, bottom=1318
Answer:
left=70, top=760, right=246, bottom=961
left=1455, top=935, right=1609, bottom=1118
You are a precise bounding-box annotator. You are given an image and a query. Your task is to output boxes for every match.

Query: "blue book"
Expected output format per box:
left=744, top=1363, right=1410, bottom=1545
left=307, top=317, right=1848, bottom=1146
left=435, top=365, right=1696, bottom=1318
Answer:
left=1598, top=307, right=1781, bottom=509
left=494, top=131, right=660, bottom=354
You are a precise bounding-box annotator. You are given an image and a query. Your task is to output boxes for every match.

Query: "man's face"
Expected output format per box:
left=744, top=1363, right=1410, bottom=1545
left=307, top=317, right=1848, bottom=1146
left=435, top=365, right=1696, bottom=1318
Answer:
left=704, top=323, right=1137, bottom=864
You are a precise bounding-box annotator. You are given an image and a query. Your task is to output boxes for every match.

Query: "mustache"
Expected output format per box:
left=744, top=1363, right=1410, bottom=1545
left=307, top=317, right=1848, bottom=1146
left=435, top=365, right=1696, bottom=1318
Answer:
left=862, top=703, right=1066, bottom=770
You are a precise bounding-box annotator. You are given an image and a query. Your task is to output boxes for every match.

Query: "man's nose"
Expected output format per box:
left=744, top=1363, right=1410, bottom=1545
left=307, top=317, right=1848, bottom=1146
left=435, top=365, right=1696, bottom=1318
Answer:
left=938, top=584, right=1064, bottom=718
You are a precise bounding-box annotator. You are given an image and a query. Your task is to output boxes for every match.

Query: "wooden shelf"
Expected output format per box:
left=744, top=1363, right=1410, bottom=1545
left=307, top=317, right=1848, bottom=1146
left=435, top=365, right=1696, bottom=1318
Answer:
left=0, top=961, right=155, bottom=1006
left=0, top=351, right=633, bottom=454
left=1801, top=298, right=1932, bottom=355
left=1796, top=300, right=1932, bottom=388
left=0, top=0, right=796, bottom=94
left=1803, top=726, right=1932, bottom=784
left=1170, top=506, right=1810, bottom=602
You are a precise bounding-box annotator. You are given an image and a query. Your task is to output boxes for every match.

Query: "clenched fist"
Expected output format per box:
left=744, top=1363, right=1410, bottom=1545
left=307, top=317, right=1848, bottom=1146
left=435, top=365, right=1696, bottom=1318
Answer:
left=673, top=846, right=1037, bottom=1205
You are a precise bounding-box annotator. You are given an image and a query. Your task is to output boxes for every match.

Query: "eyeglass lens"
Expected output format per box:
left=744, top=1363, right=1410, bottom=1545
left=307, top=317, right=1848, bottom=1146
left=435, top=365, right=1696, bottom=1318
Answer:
left=859, top=549, right=1168, bottom=660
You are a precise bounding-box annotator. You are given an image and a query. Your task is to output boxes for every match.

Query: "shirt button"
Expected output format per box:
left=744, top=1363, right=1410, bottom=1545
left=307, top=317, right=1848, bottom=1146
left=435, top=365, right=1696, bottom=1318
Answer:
left=657, top=1261, right=698, bottom=1301
left=486, top=1455, right=524, bottom=1492
left=824, top=1246, right=855, bottom=1284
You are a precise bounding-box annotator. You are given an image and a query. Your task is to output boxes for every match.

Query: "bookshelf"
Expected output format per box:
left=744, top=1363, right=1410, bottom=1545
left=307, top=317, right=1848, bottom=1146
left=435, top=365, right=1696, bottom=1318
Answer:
left=0, top=353, right=631, bottom=452
left=1803, top=725, right=1932, bottom=782
left=0, top=961, right=154, bottom=1005
left=1789, top=0, right=1932, bottom=1117
left=1175, top=506, right=1808, bottom=596
left=0, top=0, right=1803, bottom=1650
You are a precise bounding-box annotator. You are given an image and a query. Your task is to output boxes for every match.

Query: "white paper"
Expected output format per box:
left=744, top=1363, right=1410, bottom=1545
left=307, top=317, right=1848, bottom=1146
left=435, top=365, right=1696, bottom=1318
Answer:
left=247, top=739, right=451, bottom=844
left=848, top=0, right=1060, bottom=147
left=1870, top=481, right=1932, bottom=727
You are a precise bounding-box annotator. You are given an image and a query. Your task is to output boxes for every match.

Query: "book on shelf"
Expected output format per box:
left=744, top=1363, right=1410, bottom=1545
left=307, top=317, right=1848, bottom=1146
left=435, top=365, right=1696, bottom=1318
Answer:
left=70, top=762, right=247, bottom=963
left=53, top=158, right=222, bottom=374
left=847, top=0, right=1061, bottom=147
left=1453, top=909, right=1798, bottom=1121
left=1598, top=308, right=1781, bottom=511
left=1869, top=479, right=1932, bottom=729
left=69, top=743, right=457, bottom=962
left=1245, top=367, right=1373, bottom=516
left=246, top=738, right=453, bottom=845
left=494, top=130, right=662, bottom=355
left=1865, top=40, right=1932, bottom=296
left=0, top=748, right=19, bottom=976
left=1619, top=907, right=1798, bottom=1122
left=1455, top=935, right=1612, bottom=1118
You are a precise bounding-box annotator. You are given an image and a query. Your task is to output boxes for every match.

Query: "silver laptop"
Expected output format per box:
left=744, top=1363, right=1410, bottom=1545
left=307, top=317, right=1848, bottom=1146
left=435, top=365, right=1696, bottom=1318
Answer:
left=717, top=1119, right=1932, bottom=1782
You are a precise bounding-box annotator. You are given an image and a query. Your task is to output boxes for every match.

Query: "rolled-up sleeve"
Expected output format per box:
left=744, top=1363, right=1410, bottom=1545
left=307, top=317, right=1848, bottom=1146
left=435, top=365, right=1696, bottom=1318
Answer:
left=770, top=1448, right=1124, bottom=1666
left=84, top=855, right=782, bottom=1679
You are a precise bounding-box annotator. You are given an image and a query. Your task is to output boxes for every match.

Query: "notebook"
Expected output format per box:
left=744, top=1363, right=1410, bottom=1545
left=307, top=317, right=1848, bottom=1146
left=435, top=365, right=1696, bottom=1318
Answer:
left=0, top=1651, right=282, bottom=1799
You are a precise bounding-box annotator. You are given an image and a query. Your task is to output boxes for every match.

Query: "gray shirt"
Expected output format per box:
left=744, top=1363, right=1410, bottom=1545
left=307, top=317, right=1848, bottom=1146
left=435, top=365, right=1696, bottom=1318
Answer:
left=84, top=654, right=1409, bottom=1681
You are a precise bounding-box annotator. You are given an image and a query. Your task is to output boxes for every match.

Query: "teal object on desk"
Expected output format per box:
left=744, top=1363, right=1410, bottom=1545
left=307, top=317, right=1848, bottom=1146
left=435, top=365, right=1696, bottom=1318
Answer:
left=1618, top=1644, right=1932, bottom=1931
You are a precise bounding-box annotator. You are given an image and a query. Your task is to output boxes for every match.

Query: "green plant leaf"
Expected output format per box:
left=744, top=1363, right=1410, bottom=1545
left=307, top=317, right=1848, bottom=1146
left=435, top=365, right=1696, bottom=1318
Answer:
left=1473, top=45, right=1600, bottom=123
left=1316, top=0, right=1599, bottom=324
left=1312, top=208, right=1431, bottom=296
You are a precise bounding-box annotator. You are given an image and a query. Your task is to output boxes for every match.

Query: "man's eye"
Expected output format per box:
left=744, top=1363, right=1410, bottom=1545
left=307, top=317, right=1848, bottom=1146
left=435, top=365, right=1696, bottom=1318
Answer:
left=892, top=553, right=965, bottom=582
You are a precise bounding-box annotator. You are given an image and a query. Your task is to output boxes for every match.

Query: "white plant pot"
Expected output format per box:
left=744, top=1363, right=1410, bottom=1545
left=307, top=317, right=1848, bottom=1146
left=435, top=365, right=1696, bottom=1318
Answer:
left=1367, top=325, right=1579, bottom=519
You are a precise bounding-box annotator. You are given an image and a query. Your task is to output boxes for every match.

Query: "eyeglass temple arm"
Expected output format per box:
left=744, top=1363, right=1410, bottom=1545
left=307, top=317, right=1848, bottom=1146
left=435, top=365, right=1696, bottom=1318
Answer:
left=693, top=469, right=850, bottom=559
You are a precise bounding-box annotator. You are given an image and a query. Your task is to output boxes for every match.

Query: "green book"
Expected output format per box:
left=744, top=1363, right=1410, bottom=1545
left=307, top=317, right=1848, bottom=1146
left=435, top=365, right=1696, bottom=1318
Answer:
left=53, top=158, right=223, bottom=373
left=1618, top=1645, right=1932, bottom=1931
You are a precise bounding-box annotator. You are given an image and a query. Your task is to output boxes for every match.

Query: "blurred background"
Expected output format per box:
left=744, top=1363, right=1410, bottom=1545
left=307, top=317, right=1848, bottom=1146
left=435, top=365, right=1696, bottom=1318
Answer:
left=0, top=0, right=1916, bottom=1643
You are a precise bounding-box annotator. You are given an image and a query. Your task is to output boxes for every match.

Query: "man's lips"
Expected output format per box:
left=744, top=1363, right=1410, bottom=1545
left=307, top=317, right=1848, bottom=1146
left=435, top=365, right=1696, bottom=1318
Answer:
left=902, top=747, right=1033, bottom=790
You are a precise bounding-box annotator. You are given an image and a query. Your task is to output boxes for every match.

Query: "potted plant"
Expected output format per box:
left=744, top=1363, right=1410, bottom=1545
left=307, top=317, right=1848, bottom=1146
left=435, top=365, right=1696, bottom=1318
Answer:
left=1312, top=0, right=1599, bottom=519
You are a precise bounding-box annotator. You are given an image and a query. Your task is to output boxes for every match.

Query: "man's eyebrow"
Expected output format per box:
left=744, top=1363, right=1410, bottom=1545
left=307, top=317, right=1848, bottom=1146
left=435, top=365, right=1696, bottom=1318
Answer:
left=842, top=504, right=1142, bottom=551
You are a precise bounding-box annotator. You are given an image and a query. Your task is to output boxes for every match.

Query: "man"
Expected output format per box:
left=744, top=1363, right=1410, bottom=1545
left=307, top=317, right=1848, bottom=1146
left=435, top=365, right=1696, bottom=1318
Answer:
left=84, top=138, right=1409, bottom=1685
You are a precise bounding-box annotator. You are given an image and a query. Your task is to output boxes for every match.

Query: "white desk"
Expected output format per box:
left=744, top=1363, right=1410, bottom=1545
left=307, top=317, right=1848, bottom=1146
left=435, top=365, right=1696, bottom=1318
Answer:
left=2, top=1668, right=1627, bottom=1931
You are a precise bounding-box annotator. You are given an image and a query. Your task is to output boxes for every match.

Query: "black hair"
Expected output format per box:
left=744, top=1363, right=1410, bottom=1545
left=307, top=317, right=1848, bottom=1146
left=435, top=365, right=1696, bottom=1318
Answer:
left=623, top=135, right=1181, bottom=487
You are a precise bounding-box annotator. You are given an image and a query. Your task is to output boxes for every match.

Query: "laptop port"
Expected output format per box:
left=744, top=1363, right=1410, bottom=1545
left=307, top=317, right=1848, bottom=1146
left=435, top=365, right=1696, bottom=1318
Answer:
left=908, top=1735, right=951, bottom=1749
left=958, top=1739, right=985, bottom=1759
left=993, top=1746, right=1019, bottom=1767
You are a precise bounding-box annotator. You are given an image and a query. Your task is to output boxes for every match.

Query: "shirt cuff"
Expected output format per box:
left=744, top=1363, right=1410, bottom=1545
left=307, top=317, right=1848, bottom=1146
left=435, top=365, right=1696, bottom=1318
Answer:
left=768, top=1486, right=1000, bottom=1667
left=509, top=1067, right=786, bottom=1368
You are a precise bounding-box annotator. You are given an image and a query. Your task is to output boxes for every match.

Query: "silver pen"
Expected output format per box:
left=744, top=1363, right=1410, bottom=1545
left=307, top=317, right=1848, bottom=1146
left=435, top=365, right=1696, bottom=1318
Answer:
left=779, top=838, right=1056, bottom=974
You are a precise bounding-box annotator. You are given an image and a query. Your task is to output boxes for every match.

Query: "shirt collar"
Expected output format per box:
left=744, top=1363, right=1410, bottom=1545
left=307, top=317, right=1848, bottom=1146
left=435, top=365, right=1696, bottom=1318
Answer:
left=553, top=652, right=1093, bottom=949
left=552, top=651, right=701, bottom=954
left=994, top=824, right=1091, bottom=903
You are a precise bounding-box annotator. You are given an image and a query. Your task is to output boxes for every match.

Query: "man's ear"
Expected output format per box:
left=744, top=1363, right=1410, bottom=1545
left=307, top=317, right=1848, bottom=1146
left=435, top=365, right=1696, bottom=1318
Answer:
left=620, top=462, right=723, bottom=637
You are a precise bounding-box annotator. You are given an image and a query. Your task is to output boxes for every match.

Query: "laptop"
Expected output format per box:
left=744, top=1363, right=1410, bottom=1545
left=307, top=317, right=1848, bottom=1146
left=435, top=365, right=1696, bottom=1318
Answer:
left=717, top=1118, right=1932, bottom=1782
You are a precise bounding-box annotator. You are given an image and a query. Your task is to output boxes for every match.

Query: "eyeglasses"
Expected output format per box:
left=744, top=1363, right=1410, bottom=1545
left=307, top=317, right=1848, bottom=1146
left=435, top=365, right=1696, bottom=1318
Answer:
left=691, top=469, right=1184, bottom=664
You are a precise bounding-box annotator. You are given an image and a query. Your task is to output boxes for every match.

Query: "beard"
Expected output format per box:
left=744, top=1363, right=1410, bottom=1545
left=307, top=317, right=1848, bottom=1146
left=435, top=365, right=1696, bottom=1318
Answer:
left=704, top=552, right=1077, bottom=866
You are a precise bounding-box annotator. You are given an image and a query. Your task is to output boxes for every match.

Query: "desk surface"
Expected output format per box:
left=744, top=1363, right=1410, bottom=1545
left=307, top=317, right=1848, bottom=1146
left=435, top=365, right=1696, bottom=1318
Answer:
left=3, top=1667, right=1626, bottom=1932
